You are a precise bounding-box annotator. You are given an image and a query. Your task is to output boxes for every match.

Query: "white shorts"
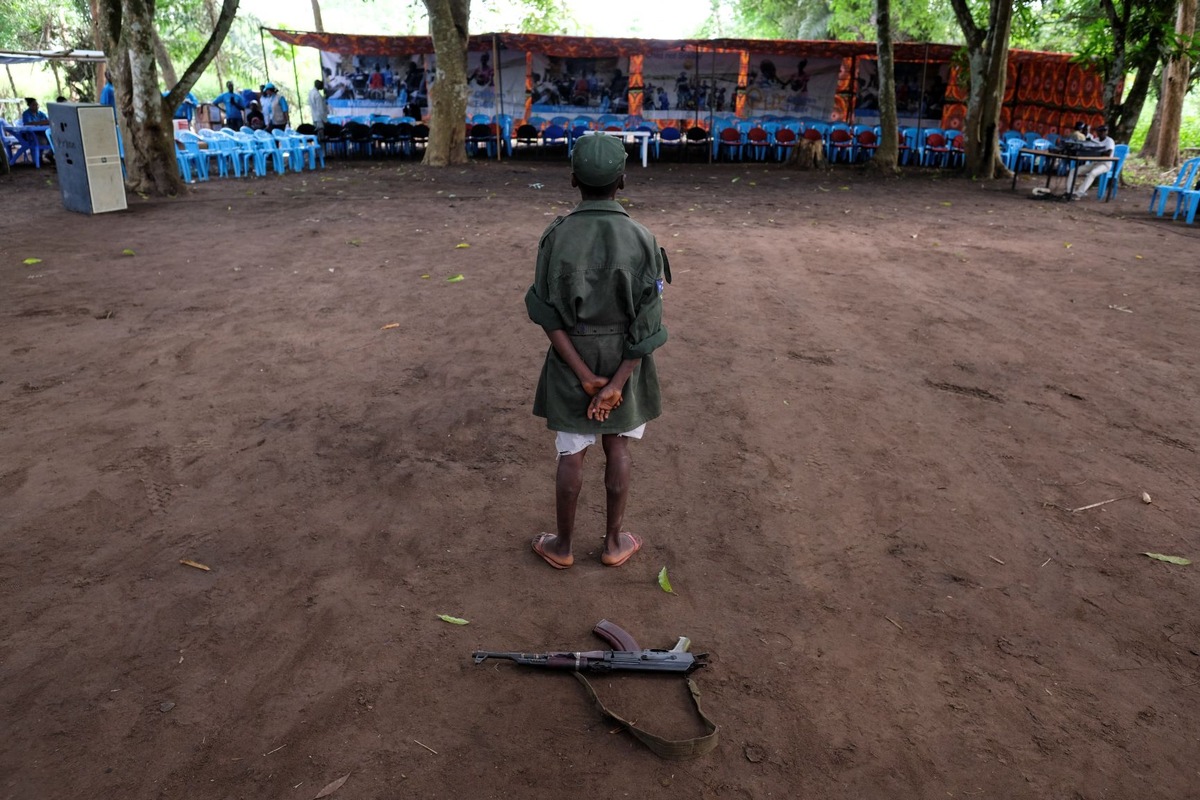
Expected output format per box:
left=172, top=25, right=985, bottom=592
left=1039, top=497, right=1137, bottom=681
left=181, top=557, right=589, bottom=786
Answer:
left=555, top=424, right=646, bottom=457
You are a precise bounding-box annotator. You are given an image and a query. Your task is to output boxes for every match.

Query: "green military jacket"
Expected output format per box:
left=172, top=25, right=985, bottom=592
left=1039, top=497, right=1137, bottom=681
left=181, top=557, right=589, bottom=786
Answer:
left=525, top=199, right=670, bottom=434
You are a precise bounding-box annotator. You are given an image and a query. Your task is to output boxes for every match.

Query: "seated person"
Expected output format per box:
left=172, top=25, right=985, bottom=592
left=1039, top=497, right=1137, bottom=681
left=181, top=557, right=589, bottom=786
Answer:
left=1071, top=124, right=1116, bottom=200
left=244, top=101, right=266, bottom=130
left=21, top=98, right=50, bottom=126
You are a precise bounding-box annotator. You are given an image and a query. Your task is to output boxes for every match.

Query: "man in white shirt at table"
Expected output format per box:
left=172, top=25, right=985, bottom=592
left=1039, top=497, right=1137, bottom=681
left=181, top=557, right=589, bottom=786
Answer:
left=1072, top=123, right=1115, bottom=200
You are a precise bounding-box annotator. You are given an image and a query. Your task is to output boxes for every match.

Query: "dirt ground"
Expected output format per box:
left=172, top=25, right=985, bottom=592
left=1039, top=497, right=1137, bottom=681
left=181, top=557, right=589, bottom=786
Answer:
left=1, top=154, right=1198, bottom=800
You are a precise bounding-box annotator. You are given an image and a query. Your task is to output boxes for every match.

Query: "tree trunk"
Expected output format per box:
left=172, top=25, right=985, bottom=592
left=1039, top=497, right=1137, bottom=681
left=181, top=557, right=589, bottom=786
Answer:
left=952, top=0, right=1013, bottom=179
left=153, top=29, right=178, bottom=88
left=422, top=0, right=470, bottom=167
left=1156, top=0, right=1197, bottom=167
left=96, top=0, right=239, bottom=196
left=871, top=0, right=899, bottom=172
left=87, top=0, right=107, bottom=101
left=1111, top=43, right=1165, bottom=141
left=123, top=0, right=183, bottom=195
left=311, top=0, right=325, bottom=32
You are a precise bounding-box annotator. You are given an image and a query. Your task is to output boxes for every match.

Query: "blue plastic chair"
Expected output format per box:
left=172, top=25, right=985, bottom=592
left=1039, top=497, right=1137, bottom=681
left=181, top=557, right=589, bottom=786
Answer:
left=471, top=114, right=492, bottom=125
left=656, top=126, right=682, bottom=160
left=271, top=129, right=306, bottom=172
left=1094, top=144, right=1128, bottom=200
left=1030, top=138, right=1053, bottom=173
left=1179, top=187, right=1200, bottom=224
left=540, top=124, right=569, bottom=154
left=233, top=131, right=271, bottom=175
left=1149, top=157, right=1200, bottom=217
left=201, top=129, right=247, bottom=177
left=496, top=113, right=514, bottom=156
left=176, top=131, right=211, bottom=181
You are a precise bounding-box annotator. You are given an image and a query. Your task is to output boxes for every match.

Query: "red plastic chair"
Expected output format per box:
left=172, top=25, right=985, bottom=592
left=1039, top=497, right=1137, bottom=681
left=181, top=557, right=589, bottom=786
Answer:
left=829, top=127, right=854, bottom=163
left=854, top=130, right=878, bottom=162
left=746, top=127, right=770, bottom=161
left=717, top=127, right=743, bottom=161
left=773, top=127, right=797, bottom=162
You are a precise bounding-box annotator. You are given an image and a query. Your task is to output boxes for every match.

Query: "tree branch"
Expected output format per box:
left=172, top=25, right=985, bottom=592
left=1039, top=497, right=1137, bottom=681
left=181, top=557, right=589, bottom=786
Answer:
left=164, top=0, right=238, bottom=111
left=949, top=0, right=983, bottom=48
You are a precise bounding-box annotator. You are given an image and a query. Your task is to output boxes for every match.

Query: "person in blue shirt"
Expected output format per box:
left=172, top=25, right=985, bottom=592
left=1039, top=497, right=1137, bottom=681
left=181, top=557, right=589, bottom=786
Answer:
left=211, top=80, right=245, bottom=130
left=261, top=83, right=290, bottom=130
left=21, top=98, right=49, bottom=126
left=100, top=78, right=115, bottom=107
left=173, top=91, right=199, bottom=122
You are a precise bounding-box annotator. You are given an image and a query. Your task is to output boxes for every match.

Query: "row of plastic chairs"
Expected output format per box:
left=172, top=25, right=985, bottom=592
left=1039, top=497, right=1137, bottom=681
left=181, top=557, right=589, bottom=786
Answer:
left=322, top=121, right=430, bottom=159
left=177, top=128, right=324, bottom=181
left=1149, top=157, right=1200, bottom=223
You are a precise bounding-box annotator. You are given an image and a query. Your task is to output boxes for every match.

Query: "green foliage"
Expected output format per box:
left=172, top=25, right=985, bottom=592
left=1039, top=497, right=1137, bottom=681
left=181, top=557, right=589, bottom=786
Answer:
left=0, top=0, right=88, bottom=51
left=701, top=0, right=964, bottom=42
left=514, top=0, right=578, bottom=34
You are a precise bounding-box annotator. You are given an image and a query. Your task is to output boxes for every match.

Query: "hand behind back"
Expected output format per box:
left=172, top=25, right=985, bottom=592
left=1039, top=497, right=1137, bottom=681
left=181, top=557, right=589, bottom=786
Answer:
left=587, top=385, right=623, bottom=422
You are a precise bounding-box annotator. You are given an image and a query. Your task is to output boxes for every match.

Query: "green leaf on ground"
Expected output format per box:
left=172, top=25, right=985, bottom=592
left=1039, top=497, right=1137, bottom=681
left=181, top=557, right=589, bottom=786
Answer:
left=23, top=258, right=42, bottom=265
left=455, top=242, right=470, bottom=249
left=437, top=614, right=470, bottom=625
left=313, top=773, right=351, bottom=798
left=348, top=239, right=361, bottom=247
left=1142, top=553, right=1191, bottom=565
left=658, top=567, right=674, bottom=594
left=446, top=274, right=465, bottom=283
left=940, top=201, right=952, bottom=206
left=122, top=249, right=136, bottom=256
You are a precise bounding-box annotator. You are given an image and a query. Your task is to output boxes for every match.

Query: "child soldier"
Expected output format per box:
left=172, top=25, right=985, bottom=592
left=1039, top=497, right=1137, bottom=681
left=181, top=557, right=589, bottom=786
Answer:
left=524, top=134, right=670, bottom=569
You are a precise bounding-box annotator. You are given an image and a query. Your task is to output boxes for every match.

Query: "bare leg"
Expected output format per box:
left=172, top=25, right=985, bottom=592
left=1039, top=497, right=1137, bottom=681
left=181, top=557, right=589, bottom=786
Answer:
left=600, top=435, right=641, bottom=566
left=533, top=448, right=586, bottom=569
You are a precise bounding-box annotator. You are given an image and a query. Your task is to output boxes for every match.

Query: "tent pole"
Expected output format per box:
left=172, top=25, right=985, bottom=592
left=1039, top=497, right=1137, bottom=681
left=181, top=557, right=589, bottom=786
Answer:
left=493, top=34, right=502, bottom=161
left=708, top=47, right=715, bottom=164
left=291, top=43, right=306, bottom=124
left=916, top=41, right=929, bottom=155
left=6, top=65, right=20, bottom=101
left=260, top=27, right=271, bottom=83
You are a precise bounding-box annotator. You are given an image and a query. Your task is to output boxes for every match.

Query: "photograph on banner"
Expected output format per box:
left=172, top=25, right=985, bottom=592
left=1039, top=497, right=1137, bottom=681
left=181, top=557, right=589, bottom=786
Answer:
left=466, top=50, right=527, bottom=119
left=741, top=55, right=841, bottom=118
left=530, top=53, right=631, bottom=115
left=853, top=59, right=950, bottom=123
left=642, top=50, right=740, bottom=118
left=321, top=50, right=431, bottom=117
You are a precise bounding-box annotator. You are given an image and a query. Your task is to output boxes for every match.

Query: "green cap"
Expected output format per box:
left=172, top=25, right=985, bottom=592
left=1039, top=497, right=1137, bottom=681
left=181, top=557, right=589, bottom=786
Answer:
left=571, top=134, right=627, bottom=187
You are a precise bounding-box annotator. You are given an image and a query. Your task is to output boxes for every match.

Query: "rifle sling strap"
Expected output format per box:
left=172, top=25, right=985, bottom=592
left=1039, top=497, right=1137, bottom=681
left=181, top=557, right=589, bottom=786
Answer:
left=572, top=673, right=719, bottom=760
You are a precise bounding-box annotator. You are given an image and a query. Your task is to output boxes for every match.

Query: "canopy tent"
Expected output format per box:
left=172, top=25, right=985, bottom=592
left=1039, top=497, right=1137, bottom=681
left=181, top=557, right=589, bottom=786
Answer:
left=268, top=29, right=1109, bottom=135
left=0, top=49, right=106, bottom=65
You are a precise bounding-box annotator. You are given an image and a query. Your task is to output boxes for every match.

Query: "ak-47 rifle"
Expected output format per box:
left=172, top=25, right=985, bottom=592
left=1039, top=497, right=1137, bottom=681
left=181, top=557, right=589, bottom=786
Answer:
left=471, top=620, right=718, bottom=759
left=472, top=618, right=707, bottom=674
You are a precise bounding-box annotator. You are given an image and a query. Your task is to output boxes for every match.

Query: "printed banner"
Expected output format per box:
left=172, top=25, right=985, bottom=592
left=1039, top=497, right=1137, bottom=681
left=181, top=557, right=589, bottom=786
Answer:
left=741, top=55, right=842, bottom=118
left=642, top=50, right=741, bottom=119
left=318, top=48, right=526, bottom=119
left=528, top=53, right=632, bottom=116
left=853, top=59, right=951, bottom=123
